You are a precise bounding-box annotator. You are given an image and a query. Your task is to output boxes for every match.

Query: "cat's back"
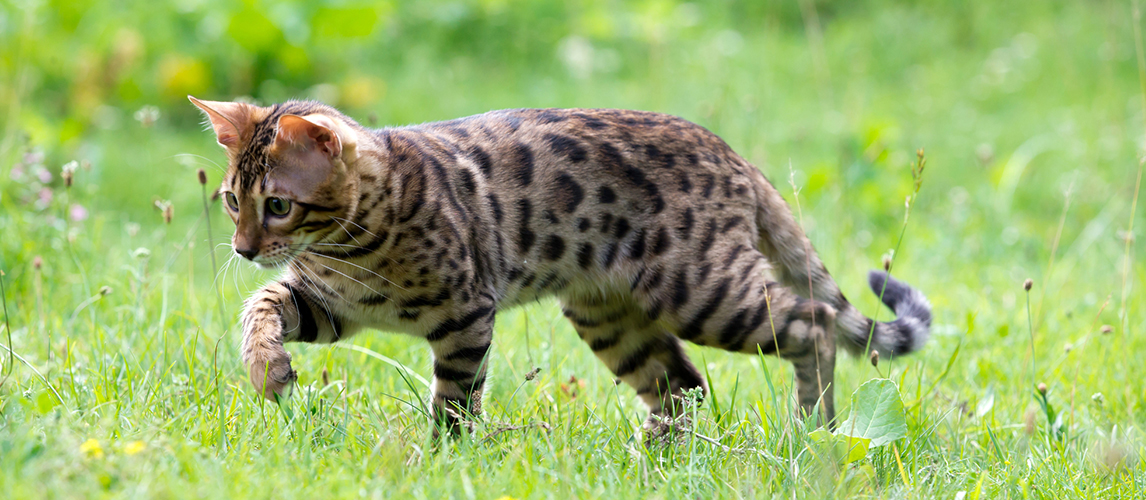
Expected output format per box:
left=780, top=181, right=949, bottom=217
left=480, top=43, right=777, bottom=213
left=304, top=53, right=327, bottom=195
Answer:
left=410, top=107, right=728, bottom=151
left=390, top=108, right=752, bottom=190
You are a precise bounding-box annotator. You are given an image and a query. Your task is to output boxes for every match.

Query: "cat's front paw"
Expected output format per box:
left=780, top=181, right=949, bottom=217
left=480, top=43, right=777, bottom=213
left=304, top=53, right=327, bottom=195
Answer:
left=247, top=348, right=297, bottom=401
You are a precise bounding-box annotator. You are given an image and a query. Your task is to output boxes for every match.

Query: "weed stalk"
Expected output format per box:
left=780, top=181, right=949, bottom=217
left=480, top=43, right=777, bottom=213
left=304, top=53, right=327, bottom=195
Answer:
left=865, top=149, right=928, bottom=365
left=0, top=268, right=12, bottom=385
left=1024, top=279, right=1035, bottom=390
left=786, top=161, right=826, bottom=423
left=199, top=169, right=225, bottom=319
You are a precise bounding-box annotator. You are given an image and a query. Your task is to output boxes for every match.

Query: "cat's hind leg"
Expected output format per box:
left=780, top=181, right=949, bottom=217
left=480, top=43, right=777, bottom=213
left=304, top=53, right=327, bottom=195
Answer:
left=559, top=293, right=707, bottom=433
left=632, top=247, right=838, bottom=425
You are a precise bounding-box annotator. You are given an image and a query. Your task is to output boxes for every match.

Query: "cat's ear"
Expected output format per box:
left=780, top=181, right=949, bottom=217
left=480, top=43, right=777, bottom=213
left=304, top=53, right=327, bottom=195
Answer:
left=188, top=96, right=253, bottom=148
left=273, top=114, right=343, bottom=159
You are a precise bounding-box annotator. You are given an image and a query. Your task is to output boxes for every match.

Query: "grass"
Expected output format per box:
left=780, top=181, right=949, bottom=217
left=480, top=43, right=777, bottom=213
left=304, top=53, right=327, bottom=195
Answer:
left=2, top=1, right=1145, bottom=498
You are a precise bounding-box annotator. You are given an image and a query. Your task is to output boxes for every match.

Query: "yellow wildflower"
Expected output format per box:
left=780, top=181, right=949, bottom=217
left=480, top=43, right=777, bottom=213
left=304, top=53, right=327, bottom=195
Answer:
left=80, top=439, right=104, bottom=459
left=124, top=441, right=146, bottom=455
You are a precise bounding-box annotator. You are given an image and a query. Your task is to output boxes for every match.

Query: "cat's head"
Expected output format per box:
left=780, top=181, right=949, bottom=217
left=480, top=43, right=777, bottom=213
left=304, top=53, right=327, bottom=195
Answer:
left=190, top=97, right=359, bottom=268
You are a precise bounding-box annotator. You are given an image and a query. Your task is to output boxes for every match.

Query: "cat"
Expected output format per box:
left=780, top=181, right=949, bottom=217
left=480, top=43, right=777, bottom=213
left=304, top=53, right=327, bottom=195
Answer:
left=190, top=96, right=931, bottom=433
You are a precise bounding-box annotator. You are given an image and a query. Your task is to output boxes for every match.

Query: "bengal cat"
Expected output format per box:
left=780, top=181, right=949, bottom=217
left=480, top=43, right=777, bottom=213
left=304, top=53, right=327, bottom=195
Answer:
left=190, top=96, right=931, bottom=434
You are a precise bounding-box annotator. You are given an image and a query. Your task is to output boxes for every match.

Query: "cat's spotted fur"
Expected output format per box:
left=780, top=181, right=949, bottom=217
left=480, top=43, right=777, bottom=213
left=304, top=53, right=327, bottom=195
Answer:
left=191, top=97, right=932, bottom=431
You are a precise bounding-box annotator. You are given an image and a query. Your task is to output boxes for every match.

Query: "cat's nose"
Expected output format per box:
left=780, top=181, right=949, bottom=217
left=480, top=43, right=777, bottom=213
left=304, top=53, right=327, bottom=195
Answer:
left=236, top=246, right=259, bottom=260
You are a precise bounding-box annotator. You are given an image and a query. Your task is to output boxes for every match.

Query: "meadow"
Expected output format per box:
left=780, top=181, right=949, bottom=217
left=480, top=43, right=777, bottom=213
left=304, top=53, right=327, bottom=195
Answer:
left=1, top=0, right=1144, bottom=498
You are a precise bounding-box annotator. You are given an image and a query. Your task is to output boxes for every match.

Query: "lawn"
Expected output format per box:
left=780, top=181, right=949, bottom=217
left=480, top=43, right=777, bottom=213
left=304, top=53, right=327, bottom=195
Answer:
left=1, top=0, right=1144, bottom=498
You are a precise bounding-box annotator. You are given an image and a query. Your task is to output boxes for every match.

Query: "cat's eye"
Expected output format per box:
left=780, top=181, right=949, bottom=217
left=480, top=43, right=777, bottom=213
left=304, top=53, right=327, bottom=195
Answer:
left=225, top=192, right=239, bottom=212
left=266, top=197, right=291, bottom=217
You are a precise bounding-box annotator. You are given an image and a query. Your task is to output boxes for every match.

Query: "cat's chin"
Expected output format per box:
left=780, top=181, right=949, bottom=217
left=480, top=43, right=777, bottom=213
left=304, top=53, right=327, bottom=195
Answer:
left=251, top=258, right=291, bottom=270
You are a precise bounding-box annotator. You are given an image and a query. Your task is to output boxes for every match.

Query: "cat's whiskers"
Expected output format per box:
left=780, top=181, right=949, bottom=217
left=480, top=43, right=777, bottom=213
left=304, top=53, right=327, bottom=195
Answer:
left=301, top=257, right=389, bottom=298
left=280, top=274, right=303, bottom=336
left=330, top=218, right=366, bottom=247
left=171, top=152, right=226, bottom=174
left=213, top=243, right=243, bottom=297
left=330, top=216, right=380, bottom=238
left=214, top=252, right=236, bottom=289
left=308, top=242, right=367, bottom=249
left=290, top=259, right=350, bottom=303
left=304, top=251, right=405, bottom=292
left=288, top=260, right=341, bottom=334
left=299, top=240, right=408, bottom=269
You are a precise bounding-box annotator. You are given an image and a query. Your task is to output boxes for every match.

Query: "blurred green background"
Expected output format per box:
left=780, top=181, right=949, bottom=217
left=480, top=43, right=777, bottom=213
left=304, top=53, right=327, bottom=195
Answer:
left=4, top=0, right=1142, bottom=245
left=4, top=0, right=1142, bottom=320
left=1, top=0, right=1145, bottom=497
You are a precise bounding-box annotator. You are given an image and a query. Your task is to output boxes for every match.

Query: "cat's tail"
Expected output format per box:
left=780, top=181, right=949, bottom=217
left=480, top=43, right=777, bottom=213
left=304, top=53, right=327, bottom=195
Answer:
left=833, top=271, right=932, bottom=356
left=750, top=170, right=931, bottom=357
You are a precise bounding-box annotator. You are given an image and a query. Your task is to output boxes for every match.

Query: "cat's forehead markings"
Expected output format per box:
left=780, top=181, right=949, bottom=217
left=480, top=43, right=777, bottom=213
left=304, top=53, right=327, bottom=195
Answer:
left=234, top=115, right=273, bottom=191
left=235, top=102, right=329, bottom=193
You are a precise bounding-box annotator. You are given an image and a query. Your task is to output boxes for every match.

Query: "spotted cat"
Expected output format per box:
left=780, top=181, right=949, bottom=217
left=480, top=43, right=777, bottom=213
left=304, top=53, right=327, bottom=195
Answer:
left=190, top=96, right=931, bottom=432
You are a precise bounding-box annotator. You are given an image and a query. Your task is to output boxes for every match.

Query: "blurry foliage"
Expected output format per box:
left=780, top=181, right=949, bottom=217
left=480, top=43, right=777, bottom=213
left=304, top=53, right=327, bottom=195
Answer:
left=3, top=0, right=716, bottom=123
left=4, top=0, right=1103, bottom=141
left=0, top=0, right=1142, bottom=263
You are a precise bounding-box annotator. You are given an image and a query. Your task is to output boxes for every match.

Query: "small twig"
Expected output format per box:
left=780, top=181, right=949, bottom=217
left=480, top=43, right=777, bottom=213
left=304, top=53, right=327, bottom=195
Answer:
left=481, top=421, right=551, bottom=443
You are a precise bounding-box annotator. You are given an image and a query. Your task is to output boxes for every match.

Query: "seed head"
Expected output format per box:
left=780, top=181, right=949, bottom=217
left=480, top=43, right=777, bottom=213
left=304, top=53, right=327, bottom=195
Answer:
left=524, top=367, right=541, bottom=381
left=1023, top=279, right=1033, bottom=292
left=869, top=350, right=880, bottom=368
left=197, top=169, right=208, bottom=185
left=1100, top=324, right=1113, bottom=335
left=321, top=367, right=330, bottom=387
left=1092, top=392, right=1105, bottom=406
left=99, top=285, right=113, bottom=296
left=1037, top=383, right=1047, bottom=395
left=33, top=256, right=42, bottom=270
left=61, top=160, right=78, bottom=188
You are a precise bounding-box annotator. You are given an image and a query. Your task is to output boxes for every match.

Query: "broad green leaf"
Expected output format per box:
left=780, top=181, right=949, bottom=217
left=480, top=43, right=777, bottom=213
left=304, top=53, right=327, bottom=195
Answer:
left=808, top=428, right=834, bottom=444
left=809, top=428, right=870, bottom=464
left=836, top=379, right=907, bottom=447
left=840, top=436, right=871, bottom=464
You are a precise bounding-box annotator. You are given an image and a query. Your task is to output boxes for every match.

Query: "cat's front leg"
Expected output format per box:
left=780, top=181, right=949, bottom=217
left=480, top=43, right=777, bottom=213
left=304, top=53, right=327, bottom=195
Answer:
left=240, top=281, right=344, bottom=400
left=425, top=304, right=497, bottom=435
